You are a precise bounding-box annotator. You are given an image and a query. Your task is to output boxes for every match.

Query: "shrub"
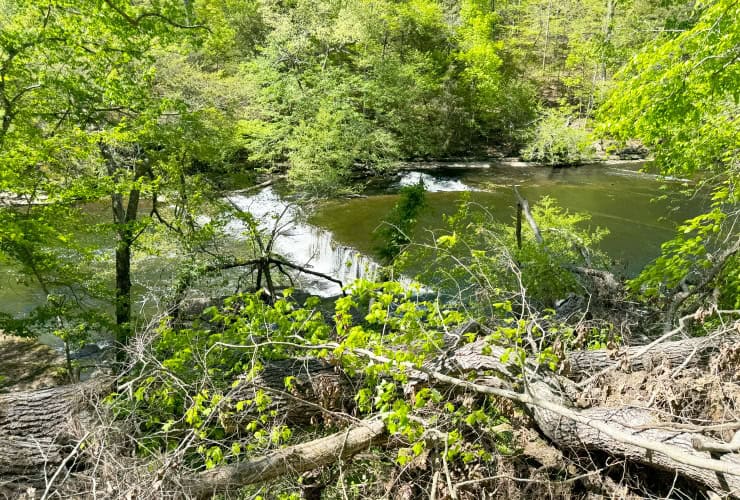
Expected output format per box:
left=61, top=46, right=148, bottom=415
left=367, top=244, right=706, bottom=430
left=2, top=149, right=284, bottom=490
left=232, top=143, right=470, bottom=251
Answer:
left=521, top=107, right=595, bottom=166
left=398, top=194, right=609, bottom=309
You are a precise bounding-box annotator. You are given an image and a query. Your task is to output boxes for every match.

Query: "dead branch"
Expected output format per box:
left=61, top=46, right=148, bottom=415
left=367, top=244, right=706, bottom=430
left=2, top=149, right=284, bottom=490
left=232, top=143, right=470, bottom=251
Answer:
left=693, top=431, right=740, bottom=454
left=513, top=186, right=544, bottom=245
left=181, top=417, right=386, bottom=499
left=171, top=257, right=345, bottom=317
left=665, top=237, right=740, bottom=330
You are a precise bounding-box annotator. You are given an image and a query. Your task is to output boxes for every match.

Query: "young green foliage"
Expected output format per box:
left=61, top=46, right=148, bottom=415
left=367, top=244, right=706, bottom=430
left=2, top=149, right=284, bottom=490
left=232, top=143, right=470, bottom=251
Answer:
left=598, top=0, right=739, bottom=316
left=374, top=180, right=427, bottom=264
left=398, top=194, right=609, bottom=309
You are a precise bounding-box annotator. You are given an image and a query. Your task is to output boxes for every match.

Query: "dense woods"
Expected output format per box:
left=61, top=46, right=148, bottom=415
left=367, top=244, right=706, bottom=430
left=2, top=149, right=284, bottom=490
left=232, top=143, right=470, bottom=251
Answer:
left=0, top=0, right=738, bottom=498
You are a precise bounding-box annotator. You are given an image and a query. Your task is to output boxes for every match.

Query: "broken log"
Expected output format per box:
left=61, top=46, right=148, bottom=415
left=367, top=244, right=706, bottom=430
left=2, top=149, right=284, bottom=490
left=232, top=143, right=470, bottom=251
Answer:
left=183, top=418, right=386, bottom=499
left=566, top=334, right=732, bottom=378
left=0, top=378, right=113, bottom=489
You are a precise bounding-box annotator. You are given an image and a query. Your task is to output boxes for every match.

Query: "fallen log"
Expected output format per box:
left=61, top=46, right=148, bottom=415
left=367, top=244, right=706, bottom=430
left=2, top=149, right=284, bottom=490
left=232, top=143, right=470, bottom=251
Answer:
left=446, top=340, right=740, bottom=495
left=0, top=378, right=113, bottom=489
left=439, top=320, right=736, bottom=381
left=183, top=417, right=386, bottom=499
left=566, top=334, right=729, bottom=378
left=2, top=332, right=739, bottom=498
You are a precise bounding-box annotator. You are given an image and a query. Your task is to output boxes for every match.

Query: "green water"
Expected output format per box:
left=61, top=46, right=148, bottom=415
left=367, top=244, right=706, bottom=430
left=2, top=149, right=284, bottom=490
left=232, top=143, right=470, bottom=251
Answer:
left=310, top=162, right=705, bottom=277
left=0, top=161, right=705, bottom=328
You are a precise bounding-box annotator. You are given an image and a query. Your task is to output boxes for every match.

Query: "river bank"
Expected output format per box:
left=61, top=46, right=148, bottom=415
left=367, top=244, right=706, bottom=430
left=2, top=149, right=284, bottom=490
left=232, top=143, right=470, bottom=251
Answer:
left=0, top=334, right=66, bottom=392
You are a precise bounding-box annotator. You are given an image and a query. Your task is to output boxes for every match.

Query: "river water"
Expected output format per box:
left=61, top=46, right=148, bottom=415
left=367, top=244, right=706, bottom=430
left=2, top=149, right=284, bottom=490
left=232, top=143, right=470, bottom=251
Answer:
left=311, top=161, right=703, bottom=277
left=0, top=161, right=704, bottom=336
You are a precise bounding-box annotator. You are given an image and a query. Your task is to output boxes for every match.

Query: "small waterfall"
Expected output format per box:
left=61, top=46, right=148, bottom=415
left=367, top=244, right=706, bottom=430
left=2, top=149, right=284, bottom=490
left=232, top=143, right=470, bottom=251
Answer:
left=224, top=188, right=379, bottom=296
left=399, top=171, right=477, bottom=192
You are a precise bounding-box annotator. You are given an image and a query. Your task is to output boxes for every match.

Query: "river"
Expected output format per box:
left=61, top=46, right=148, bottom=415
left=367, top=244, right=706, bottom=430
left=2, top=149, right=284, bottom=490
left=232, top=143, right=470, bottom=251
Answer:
left=311, top=161, right=703, bottom=277
left=0, top=160, right=705, bottom=343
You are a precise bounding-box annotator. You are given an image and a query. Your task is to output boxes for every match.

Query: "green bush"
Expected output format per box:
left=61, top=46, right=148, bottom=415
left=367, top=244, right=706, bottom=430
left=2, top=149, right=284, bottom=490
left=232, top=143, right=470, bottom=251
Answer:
left=521, top=107, right=595, bottom=166
left=398, top=194, right=609, bottom=309
left=374, top=181, right=427, bottom=264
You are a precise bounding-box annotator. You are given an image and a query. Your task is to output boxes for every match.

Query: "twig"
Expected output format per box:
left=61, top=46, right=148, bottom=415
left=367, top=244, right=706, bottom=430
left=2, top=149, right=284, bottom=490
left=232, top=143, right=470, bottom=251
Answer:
left=442, top=435, right=459, bottom=500
left=430, top=470, right=440, bottom=500
left=693, top=431, right=740, bottom=454
left=630, top=421, right=740, bottom=433
left=41, top=432, right=91, bottom=500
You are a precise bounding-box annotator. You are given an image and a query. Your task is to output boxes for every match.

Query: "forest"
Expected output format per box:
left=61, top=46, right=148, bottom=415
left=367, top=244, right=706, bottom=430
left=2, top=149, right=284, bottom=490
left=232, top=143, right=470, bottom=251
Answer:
left=0, top=0, right=738, bottom=498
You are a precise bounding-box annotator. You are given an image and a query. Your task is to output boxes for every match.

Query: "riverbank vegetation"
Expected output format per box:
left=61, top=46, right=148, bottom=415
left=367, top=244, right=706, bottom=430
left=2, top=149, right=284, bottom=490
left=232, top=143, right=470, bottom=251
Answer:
left=1, top=0, right=739, bottom=498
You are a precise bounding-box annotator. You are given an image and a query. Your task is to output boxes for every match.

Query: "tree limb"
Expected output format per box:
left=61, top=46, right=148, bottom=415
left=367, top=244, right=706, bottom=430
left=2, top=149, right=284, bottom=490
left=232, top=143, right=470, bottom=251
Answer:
left=183, top=418, right=386, bottom=499
left=513, top=186, right=544, bottom=244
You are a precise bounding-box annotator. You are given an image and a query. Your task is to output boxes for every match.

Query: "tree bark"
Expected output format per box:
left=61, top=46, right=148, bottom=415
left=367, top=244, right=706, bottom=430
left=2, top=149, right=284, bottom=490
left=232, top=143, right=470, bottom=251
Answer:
left=184, top=418, right=386, bottom=499
left=566, top=335, right=728, bottom=378
left=0, top=378, right=112, bottom=490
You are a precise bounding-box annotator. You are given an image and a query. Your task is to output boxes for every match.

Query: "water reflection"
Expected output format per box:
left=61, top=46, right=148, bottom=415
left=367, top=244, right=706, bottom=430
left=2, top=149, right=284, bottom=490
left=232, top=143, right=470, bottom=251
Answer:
left=312, top=162, right=705, bottom=277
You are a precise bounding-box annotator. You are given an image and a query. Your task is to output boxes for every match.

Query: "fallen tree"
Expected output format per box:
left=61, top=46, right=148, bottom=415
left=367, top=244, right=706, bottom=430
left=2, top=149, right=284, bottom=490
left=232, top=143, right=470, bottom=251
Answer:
left=0, top=377, right=113, bottom=496
left=2, top=316, right=738, bottom=498
left=182, top=418, right=387, bottom=499
left=2, top=193, right=737, bottom=498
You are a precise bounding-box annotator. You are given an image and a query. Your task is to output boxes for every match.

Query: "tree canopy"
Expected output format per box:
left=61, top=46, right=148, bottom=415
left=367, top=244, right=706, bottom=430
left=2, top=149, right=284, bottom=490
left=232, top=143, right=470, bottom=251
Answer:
left=1, top=0, right=739, bottom=498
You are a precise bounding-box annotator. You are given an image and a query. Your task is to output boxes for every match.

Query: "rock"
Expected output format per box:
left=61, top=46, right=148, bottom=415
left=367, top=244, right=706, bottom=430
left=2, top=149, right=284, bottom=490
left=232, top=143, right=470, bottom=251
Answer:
left=69, top=343, right=102, bottom=360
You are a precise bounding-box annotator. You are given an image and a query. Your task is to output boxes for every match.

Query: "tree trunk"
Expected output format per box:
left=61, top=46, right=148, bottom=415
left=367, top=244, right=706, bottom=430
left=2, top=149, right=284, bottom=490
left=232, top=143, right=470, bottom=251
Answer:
left=566, top=335, right=725, bottom=378
left=528, top=385, right=740, bottom=495
left=184, top=418, right=386, bottom=499
left=0, top=378, right=113, bottom=492
left=112, top=187, right=140, bottom=348
left=601, top=0, right=615, bottom=82
left=100, top=141, right=145, bottom=349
